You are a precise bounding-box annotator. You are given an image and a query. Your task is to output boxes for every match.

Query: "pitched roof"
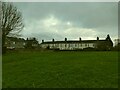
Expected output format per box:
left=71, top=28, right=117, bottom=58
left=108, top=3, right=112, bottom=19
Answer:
left=6, top=37, right=25, bottom=42
left=41, top=39, right=107, bottom=44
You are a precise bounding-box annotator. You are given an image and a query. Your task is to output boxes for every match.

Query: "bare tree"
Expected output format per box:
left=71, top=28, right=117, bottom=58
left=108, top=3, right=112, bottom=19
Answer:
left=0, top=2, right=24, bottom=50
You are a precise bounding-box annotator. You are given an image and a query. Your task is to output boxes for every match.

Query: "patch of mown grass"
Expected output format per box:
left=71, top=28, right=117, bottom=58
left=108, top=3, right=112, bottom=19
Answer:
left=2, top=51, right=118, bottom=88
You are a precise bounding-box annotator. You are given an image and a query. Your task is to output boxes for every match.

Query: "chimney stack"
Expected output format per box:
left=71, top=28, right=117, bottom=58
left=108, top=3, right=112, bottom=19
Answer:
left=79, top=37, right=81, bottom=41
left=27, top=38, right=28, bottom=41
left=52, top=39, right=54, bottom=42
left=106, top=34, right=110, bottom=41
left=65, top=38, right=67, bottom=41
left=42, top=40, right=44, bottom=43
left=97, top=37, right=99, bottom=40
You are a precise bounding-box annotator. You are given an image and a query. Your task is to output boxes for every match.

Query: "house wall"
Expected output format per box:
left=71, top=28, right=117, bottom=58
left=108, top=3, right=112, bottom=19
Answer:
left=41, top=43, right=95, bottom=50
left=5, top=41, right=26, bottom=49
left=14, top=42, right=26, bottom=48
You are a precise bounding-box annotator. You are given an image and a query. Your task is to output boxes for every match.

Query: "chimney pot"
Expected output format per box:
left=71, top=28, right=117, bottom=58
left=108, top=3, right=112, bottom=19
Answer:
left=65, top=38, right=67, bottom=41
left=79, top=37, right=81, bottom=41
left=52, top=39, right=54, bottom=42
left=42, top=40, right=44, bottom=43
left=97, top=37, right=99, bottom=40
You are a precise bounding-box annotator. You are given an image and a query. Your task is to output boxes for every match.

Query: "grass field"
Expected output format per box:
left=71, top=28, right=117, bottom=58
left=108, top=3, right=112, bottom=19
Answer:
left=2, top=51, right=118, bottom=88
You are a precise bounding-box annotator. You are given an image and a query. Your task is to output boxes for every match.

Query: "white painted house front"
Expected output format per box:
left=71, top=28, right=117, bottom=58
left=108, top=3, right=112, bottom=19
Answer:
left=40, top=35, right=113, bottom=50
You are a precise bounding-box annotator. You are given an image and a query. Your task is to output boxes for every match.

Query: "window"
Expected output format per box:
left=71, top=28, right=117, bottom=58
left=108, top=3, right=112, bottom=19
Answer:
left=65, top=44, right=67, bottom=47
left=75, top=44, right=77, bottom=47
left=13, top=42, right=15, bottom=44
left=56, top=44, right=59, bottom=47
left=69, top=44, right=74, bottom=48
left=69, top=44, right=70, bottom=47
left=60, top=44, right=62, bottom=47
left=81, top=44, right=82, bottom=47
left=72, top=44, right=74, bottom=48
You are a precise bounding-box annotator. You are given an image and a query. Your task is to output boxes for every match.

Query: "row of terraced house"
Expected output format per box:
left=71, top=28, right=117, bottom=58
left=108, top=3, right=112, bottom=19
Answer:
left=5, top=34, right=115, bottom=51
left=41, top=34, right=113, bottom=51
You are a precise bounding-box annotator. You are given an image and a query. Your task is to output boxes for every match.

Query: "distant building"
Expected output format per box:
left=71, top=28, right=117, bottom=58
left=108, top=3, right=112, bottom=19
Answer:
left=5, top=37, right=26, bottom=49
left=40, top=34, right=113, bottom=51
left=25, top=37, right=39, bottom=48
left=5, top=37, right=39, bottom=49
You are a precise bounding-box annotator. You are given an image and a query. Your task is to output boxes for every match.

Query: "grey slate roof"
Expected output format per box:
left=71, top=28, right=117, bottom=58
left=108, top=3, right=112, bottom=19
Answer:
left=41, top=39, right=107, bottom=44
left=7, top=37, right=25, bottom=42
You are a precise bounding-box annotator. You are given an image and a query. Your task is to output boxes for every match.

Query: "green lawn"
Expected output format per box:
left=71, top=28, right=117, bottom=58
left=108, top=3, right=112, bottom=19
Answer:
left=2, top=51, right=118, bottom=88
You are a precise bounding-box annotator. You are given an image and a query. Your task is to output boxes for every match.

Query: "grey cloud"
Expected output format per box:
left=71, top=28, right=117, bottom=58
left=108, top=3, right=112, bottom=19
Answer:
left=15, top=2, right=118, bottom=28
left=13, top=2, right=118, bottom=43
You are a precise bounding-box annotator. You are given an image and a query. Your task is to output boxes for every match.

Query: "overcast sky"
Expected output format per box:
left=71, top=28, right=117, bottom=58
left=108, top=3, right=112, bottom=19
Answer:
left=13, top=2, right=118, bottom=43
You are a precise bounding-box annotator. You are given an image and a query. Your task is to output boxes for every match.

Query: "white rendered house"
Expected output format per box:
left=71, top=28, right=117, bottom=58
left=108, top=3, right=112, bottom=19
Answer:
left=40, top=35, right=113, bottom=50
